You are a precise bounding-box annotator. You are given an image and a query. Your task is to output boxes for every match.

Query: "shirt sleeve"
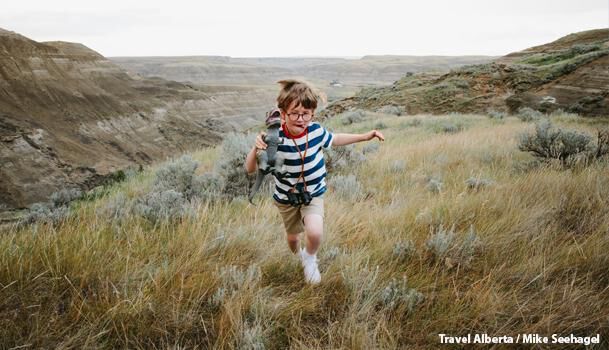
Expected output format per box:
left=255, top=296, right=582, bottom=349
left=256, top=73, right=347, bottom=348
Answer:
left=321, top=125, right=334, bottom=149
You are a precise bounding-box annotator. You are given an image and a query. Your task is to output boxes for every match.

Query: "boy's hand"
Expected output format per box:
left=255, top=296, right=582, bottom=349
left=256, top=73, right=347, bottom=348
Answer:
left=366, top=130, right=385, bottom=142
left=255, top=132, right=268, bottom=150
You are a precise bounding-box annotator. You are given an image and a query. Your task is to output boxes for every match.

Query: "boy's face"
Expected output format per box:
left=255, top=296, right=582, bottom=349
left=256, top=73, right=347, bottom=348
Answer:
left=281, top=101, right=314, bottom=136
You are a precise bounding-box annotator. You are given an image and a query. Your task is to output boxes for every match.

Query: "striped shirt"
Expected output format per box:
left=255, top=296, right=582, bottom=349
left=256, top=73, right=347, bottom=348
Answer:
left=272, top=122, right=334, bottom=204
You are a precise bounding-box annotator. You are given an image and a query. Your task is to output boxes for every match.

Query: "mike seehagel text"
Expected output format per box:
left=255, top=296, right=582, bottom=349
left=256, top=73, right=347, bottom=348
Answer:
left=438, top=333, right=600, bottom=345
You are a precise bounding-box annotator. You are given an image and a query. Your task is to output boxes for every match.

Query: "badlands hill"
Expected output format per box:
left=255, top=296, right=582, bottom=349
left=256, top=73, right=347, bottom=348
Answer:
left=324, top=29, right=609, bottom=117
left=110, top=55, right=496, bottom=85
left=110, top=55, right=496, bottom=101
left=0, top=28, right=276, bottom=213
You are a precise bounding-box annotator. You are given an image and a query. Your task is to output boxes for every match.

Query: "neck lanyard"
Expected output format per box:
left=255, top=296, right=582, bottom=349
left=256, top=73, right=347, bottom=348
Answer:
left=290, top=129, right=309, bottom=192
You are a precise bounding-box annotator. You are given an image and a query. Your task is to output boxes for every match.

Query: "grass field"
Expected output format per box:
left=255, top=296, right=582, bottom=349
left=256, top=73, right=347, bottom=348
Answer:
left=1, top=112, right=608, bottom=349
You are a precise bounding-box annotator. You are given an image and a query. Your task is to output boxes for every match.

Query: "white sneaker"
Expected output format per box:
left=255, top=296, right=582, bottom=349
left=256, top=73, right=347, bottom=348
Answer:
left=298, top=247, right=306, bottom=265
left=300, top=248, right=321, bottom=284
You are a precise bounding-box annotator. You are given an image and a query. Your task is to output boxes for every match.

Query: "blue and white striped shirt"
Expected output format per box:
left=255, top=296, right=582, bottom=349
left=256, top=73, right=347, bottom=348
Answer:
left=272, top=122, right=334, bottom=204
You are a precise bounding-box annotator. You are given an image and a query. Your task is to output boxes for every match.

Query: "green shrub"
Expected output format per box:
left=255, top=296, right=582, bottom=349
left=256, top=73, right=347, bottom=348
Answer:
left=517, top=107, right=543, bottom=122
left=549, top=109, right=580, bottom=121
left=98, top=192, right=131, bottom=224
left=133, top=190, right=192, bottom=223
left=518, top=119, right=593, bottom=166
left=209, top=265, right=261, bottom=309
left=567, top=94, right=605, bottom=115
left=425, top=177, right=443, bottom=193
left=22, top=202, right=69, bottom=225
left=238, top=322, right=266, bottom=350
left=377, top=105, right=404, bottom=116
left=152, top=155, right=199, bottom=199
left=425, top=224, right=482, bottom=267
left=325, top=145, right=366, bottom=173
left=378, top=277, right=424, bottom=313
left=465, top=177, right=494, bottom=190
left=50, top=188, right=83, bottom=207
left=330, top=174, right=364, bottom=200
left=426, top=119, right=464, bottom=134
left=425, top=224, right=455, bottom=259
left=21, top=187, right=83, bottom=225
left=487, top=110, right=506, bottom=120
left=339, top=110, right=366, bottom=125
left=192, top=172, right=225, bottom=201
left=216, top=133, right=256, bottom=198
left=323, top=246, right=341, bottom=261
left=374, top=121, right=388, bottom=130
left=392, top=240, right=415, bottom=263
left=362, top=143, right=380, bottom=155
left=407, top=118, right=421, bottom=127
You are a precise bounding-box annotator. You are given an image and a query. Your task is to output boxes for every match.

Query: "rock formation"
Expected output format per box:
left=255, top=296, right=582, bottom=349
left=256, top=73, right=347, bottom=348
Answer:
left=0, top=28, right=275, bottom=213
left=323, top=29, right=609, bottom=117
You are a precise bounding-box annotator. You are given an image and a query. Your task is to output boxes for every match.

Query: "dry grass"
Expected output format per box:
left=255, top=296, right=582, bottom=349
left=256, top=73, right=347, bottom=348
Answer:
left=1, top=113, right=608, bottom=349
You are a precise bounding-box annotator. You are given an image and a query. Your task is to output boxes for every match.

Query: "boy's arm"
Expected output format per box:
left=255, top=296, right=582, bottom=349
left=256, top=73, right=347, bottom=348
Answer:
left=332, top=130, right=385, bottom=147
left=244, top=132, right=268, bottom=174
left=244, top=146, right=258, bottom=175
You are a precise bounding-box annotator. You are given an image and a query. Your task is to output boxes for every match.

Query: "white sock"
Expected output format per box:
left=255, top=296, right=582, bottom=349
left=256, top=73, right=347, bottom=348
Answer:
left=302, top=248, right=316, bottom=259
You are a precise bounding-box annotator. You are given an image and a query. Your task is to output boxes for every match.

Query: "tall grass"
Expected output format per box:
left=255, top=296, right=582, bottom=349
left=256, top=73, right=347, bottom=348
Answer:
left=1, top=114, right=608, bottom=349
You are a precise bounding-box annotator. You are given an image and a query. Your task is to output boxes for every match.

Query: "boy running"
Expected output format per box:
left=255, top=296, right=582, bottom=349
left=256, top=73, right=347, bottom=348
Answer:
left=244, top=79, right=385, bottom=284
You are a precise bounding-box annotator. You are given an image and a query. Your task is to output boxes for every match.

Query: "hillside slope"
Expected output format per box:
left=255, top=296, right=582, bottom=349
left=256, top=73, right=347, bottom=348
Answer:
left=0, top=28, right=275, bottom=212
left=1, top=112, right=607, bottom=348
left=324, top=29, right=609, bottom=117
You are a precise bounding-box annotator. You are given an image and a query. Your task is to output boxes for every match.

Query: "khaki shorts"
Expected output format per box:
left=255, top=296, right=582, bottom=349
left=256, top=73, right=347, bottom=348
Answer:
left=273, top=196, right=324, bottom=235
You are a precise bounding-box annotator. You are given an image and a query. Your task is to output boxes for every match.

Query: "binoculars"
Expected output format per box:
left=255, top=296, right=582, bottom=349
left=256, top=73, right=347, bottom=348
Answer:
left=287, top=189, right=312, bottom=207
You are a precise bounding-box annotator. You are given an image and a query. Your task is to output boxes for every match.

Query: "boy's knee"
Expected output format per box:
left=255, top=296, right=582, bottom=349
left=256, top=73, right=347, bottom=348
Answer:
left=304, top=225, right=323, bottom=240
left=304, top=214, right=323, bottom=232
left=287, top=233, right=300, bottom=243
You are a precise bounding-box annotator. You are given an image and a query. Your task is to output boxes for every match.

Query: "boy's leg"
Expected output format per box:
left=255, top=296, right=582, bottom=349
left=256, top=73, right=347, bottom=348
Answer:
left=300, top=197, right=324, bottom=284
left=286, top=232, right=302, bottom=254
left=300, top=197, right=325, bottom=254
left=273, top=200, right=305, bottom=254
left=301, top=197, right=324, bottom=255
left=303, top=214, right=323, bottom=255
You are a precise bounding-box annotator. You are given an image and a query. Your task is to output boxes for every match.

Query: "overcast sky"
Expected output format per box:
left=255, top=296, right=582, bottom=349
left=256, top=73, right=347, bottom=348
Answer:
left=2, top=0, right=608, bottom=57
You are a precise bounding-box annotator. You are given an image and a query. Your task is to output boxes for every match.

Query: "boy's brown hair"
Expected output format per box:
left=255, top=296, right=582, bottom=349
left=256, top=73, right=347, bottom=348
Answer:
left=276, top=79, right=326, bottom=112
